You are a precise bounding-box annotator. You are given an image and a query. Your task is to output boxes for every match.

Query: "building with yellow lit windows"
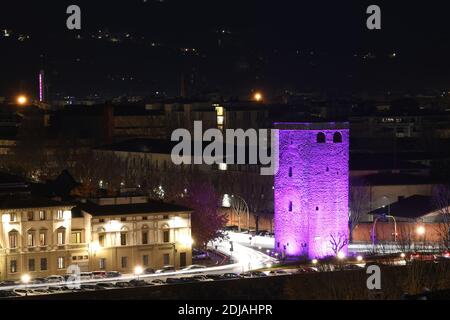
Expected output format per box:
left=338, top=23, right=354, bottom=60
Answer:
left=0, top=195, right=192, bottom=281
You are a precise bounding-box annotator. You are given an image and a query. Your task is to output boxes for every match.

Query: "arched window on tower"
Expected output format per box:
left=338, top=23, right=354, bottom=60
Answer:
left=289, top=201, right=293, bottom=212
left=317, top=132, right=326, bottom=143
left=288, top=167, right=293, bottom=177
left=333, top=132, right=343, bottom=143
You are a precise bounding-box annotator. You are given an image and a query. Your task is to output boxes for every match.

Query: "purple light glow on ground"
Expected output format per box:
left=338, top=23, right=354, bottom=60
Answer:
left=274, top=124, right=349, bottom=259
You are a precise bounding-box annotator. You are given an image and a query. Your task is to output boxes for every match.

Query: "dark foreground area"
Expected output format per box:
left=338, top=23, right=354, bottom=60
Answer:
left=11, top=262, right=450, bottom=300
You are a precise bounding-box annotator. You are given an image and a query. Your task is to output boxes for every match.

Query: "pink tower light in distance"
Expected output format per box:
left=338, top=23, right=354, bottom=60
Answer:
left=274, top=122, right=349, bottom=259
left=39, top=70, right=44, bottom=102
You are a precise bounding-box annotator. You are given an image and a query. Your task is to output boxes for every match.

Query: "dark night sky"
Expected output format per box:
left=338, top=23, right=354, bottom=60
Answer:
left=1, top=1, right=450, bottom=99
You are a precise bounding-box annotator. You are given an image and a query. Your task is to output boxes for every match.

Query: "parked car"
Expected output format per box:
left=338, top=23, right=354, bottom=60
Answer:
left=220, top=273, right=241, bottom=279
left=144, top=268, right=155, bottom=274
left=128, top=279, right=148, bottom=287
left=241, top=271, right=267, bottom=278
left=268, top=269, right=291, bottom=276
left=205, top=274, right=223, bottom=281
left=31, top=278, right=47, bottom=285
left=181, top=264, right=207, bottom=271
left=165, top=277, right=184, bottom=284
left=343, top=264, right=364, bottom=271
left=190, top=275, right=214, bottom=282
left=48, top=286, right=71, bottom=293
left=179, top=277, right=200, bottom=283
left=95, top=282, right=116, bottom=289
left=92, top=271, right=107, bottom=279
left=46, top=275, right=65, bottom=284
left=30, top=288, right=52, bottom=295
left=0, top=280, right=17, bottom=287
left=80, top=284, right=100, bottom=291
left=80, top=272, right=93, bottom=281
left=151, top=279, right=166, bottom=285
left=106, top=271, right=122, bottom=278
left=115, top=281, right=132, bottom=288
left=156, top=265, right=175, bottom=273
left=13, top=288, right=32, bottom=297
left=0, top=290, right=17, bottom=298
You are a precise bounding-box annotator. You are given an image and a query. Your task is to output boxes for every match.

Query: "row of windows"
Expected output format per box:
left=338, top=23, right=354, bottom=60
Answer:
left=8, top=228, right=71, bottom=249
left=316, top=132, right=343, bottom=143
left=8, top=210, right=65, bottom=222
left=9, top=228, right=172, bottom=249
left=98, top=230, right=170, bottom=247
left=10, top=257, right=65, bottom=273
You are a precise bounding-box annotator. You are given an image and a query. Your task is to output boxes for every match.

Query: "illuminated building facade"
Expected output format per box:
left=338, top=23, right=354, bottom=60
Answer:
left=0, top=196, right=192, bottom=280
left=274, top=122, right=349, bottom=259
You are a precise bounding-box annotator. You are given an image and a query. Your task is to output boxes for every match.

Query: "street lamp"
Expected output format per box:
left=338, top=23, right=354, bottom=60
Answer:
left=356, top=255, right=364, bottom=262
left=134, top=266, right=143, bottom=280
left=253, top=92, right=263, bottom=102
left=416, top=226, right=426, bottom=236
left=312, top=259, right=318, bottom=265
left=372, top=214, right=398, bottom=250
left=337, top=252, right=346, bottom=260
left=21, top=274, right=31, bottom=295
left=17, top=95, right=28, bottom=106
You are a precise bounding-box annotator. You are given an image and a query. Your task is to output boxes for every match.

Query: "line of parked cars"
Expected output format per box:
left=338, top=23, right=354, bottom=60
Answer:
left=1, top=262, right=368, bottom=298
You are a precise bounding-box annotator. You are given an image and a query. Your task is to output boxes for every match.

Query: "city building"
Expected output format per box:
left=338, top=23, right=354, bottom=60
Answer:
left=352, top=194, right=449, bottom=247
left=0, top=195, right=192, bottom=281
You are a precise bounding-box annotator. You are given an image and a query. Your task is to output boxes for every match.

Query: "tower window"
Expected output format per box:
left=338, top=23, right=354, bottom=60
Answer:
left=316, top=207, right=319, bottom=211
left=288, top=167, right=293, bottom=177
left=317, top=132, right=326, bottom=143
left=333, top=132, right=343, bottom=143
left=289, top=202, right=293, bottom=212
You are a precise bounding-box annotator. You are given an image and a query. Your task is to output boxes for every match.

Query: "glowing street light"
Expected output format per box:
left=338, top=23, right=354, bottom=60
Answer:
left=311, top=259, right=318, bottom=265
left=400, top=253, right=406, bottom=259
left=134, top=266, right=144, bottom=280
left=21, top=273, right=31, bottom=296
left=21, top=274, right=31, bottom=284
left=253, top=92, right=263, bottom=102
left=337, top=252, right=346, bottom=260
left=17, top=95, right=28, bottom=105
left=416, top=226, right=426, bottom=236
left=356, top=255, right=364, bottom=262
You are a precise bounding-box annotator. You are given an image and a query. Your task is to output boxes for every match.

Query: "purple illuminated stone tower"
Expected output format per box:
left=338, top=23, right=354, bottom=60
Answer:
left=274, top=122, right=349, bottom=259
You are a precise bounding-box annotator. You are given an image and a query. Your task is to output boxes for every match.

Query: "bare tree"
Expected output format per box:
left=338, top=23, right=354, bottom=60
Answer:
left=330, top=232, right=349, bottom=256
left=432, top=185, right=450, bottom=250
left=231, top=196, right=248, bottom=232
left=349, top=176, right=370, bottom=242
